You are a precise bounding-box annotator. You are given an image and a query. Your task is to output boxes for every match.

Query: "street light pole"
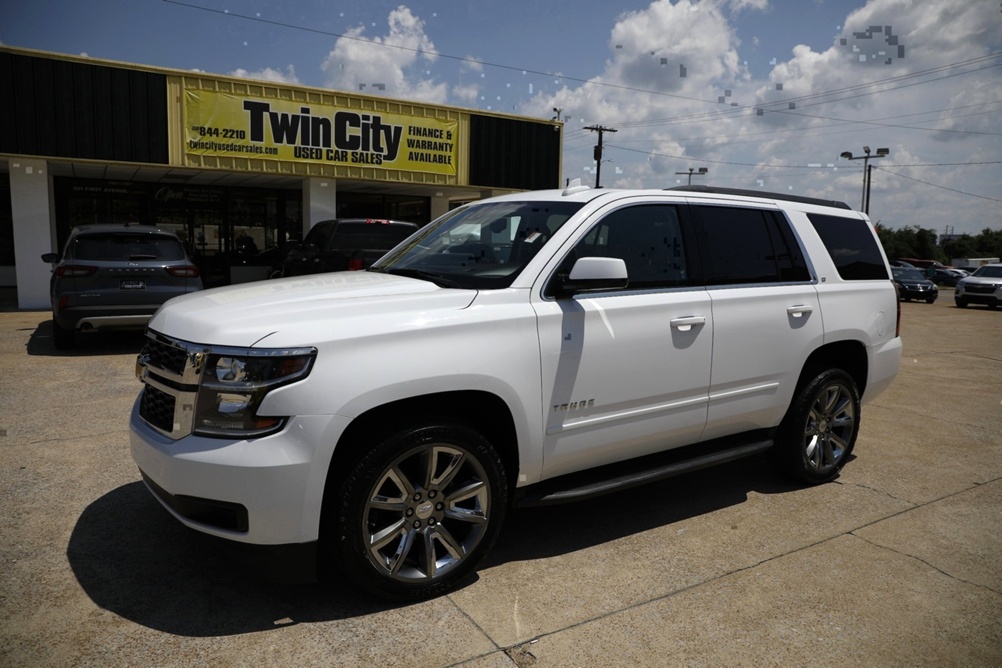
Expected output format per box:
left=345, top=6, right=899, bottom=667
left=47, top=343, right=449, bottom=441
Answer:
left=675, top=167, right=708, bottom=185
left=840, top=146, right=889, bottom=214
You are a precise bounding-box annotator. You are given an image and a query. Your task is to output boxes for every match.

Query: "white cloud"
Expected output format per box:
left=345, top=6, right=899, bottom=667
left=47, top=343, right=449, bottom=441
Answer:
left=321, top=5, right=448, bottom=103
left=509, top=0, right=1000, bottom=233
left=230, top=65, right=299, bottom=84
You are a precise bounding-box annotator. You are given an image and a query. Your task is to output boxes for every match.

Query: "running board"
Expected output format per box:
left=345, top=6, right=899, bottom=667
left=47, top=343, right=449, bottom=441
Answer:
left=514, top=435, right=774, bottom=507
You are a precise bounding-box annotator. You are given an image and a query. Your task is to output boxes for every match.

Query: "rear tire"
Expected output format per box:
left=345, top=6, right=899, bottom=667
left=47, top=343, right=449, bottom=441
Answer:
left=323, top=423, right=508, bottom=600
left=52, top=318, right=75, bottom=350
left=775, top=369, right=860, bottom=484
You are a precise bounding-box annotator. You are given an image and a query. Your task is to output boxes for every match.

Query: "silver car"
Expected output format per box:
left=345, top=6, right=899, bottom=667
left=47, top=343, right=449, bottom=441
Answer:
left=42, top=223, right=203, bottom=349
left=954, top=263, right=1002, bottom=309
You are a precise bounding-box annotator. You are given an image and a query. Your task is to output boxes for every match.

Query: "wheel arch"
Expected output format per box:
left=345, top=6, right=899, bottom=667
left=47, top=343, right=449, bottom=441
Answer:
left=324, top=390, right=521, bottom=502
left=799, top=340, right=868, bottom=397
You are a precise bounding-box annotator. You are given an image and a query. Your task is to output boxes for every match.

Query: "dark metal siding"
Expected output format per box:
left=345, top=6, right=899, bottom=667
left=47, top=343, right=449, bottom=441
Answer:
left=0, top=52, right=168, bottom=164
left=468, top=115, right=560, bottom=191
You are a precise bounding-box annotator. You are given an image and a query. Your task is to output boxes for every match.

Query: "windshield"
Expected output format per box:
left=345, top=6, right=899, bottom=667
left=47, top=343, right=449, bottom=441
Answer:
left=892, top=267, right=926, bottom=281
left=371, top=201, right=584, bottom=289
left=972, top=265, right=1002, bottom=278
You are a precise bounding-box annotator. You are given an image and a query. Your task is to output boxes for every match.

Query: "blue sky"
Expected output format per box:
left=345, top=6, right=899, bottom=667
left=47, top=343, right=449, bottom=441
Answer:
left=3, top=0, right=1001, bottom=236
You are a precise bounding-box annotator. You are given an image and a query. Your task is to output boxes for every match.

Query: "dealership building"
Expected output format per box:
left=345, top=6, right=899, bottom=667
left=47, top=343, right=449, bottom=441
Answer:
left=0, top=46, right=563, bottom=309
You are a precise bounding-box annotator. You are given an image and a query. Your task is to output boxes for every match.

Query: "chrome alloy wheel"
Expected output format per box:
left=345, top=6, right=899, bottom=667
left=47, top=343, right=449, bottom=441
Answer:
left=362, top=444, right=491, bottom=582
left=803, top=382, right=856, bottom=473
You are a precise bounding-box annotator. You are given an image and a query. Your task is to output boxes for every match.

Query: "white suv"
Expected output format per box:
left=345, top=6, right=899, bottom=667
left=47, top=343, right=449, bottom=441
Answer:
left=130, top=182, right=902, bottom=600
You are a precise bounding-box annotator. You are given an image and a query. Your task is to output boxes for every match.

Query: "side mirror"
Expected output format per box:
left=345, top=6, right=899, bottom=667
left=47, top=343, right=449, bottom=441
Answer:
left=41, top=252, right=60, bottom=263
left=553, top=257, right=629, bottom=297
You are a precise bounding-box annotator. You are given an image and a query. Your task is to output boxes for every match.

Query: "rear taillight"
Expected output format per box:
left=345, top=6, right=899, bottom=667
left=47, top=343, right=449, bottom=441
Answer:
left=54, top=265, right=97, bottom=278
left=166, top=265, right=200, bottom=278
left=348, top=258, right=364, bottom=271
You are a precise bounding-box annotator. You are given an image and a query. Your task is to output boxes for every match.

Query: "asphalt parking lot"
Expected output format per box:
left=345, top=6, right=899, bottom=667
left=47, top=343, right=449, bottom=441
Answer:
left=1, top=294, right=1000, bottom=667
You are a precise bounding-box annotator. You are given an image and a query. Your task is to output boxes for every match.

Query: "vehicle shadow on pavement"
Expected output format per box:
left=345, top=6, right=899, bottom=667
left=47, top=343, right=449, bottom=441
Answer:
left=26, top=320, right=147, bottom=357
left=66, top=482, right=400, bottom=636
left=66, top=458, right=806, bottom=636
left=487, top=454, right=805, bottom=565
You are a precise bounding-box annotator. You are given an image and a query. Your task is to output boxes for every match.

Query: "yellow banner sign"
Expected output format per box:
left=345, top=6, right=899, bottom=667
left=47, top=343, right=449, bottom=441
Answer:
left=184, top=90, right=458, bottom=175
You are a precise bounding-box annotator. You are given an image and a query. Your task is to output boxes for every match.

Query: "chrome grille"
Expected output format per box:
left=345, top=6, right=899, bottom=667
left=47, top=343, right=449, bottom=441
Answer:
left=140, top=384, right=176, bottom=433
left=136, top=330, right=206, bottom=439
left=142, top=337, right=189, bottom=376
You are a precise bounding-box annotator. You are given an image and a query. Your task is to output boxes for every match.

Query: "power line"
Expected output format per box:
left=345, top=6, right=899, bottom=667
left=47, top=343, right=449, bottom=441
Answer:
left=163, top=0, right=1002, bottom=139
left=874, top=166, right=1002, bottom=203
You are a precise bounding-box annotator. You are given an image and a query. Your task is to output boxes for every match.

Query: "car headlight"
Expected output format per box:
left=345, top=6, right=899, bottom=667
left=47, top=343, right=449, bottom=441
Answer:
left=193, top=348, right=316, bottom=437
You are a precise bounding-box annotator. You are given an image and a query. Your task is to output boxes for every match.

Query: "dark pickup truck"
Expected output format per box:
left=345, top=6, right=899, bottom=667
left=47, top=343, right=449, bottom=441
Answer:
left=281, top=218, right=419, bottom=277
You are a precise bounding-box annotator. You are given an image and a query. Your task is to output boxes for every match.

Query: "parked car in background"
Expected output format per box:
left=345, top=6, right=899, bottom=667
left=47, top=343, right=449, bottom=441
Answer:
left=954, top=263, right=1002, bottom=309
left=281, top=218, right=419, bottom=277
left=897, top=258, right=951, bottom=270
left=42, top=223, right=202, bottom=349
left=927, top=268, right=964, bottom=287
left=891, top=266, right=938, bottom=303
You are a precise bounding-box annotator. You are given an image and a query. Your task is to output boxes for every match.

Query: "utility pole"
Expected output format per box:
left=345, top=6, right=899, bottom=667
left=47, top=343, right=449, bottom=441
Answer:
left=584, top=125, right=617, bottom=188
left=840, top=146, right=889, bottom=214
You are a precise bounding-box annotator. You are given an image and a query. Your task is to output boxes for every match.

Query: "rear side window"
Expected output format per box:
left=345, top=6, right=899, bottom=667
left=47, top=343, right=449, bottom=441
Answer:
left=807, top=213, right=888, bottom=280
left=303, top=222, right=337, bottom=249
left=693, top=206, right=810, bottom=285
left=70, top=233, right=185, bottom=261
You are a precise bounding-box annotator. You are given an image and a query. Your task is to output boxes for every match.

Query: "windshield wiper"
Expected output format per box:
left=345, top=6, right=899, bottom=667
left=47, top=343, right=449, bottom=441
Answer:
left=378, top=267, right=464, bottom=289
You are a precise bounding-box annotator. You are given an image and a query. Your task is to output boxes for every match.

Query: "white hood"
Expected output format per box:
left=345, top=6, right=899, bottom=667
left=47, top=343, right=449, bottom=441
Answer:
left=148, top=271, right=477, bottom=347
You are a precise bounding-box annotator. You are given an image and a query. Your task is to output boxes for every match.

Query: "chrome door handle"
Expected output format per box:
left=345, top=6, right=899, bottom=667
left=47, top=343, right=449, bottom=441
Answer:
left=787, top=305, right=814, bottom=318
left=670, top=315, right=706, bottom=332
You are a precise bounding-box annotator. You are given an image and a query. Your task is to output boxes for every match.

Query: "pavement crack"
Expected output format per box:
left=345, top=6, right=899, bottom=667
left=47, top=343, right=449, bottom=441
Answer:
left=850, top=533, right=1001, bottom=596
left=834, top=480, right=916, bottom=506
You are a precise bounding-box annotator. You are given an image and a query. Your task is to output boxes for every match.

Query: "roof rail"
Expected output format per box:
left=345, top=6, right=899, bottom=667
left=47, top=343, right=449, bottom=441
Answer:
left=666, top=185, right=852, bottom=210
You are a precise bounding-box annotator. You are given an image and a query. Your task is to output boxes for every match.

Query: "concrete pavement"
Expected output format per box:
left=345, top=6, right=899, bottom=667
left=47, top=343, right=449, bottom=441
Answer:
left=0, top=296, right=999, bottom=666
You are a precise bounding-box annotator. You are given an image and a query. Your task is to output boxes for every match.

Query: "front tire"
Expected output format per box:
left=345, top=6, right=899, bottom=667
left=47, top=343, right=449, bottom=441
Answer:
left=775, top=369, right=860, bottom=484
left=325, top=424, right=508, bottom=600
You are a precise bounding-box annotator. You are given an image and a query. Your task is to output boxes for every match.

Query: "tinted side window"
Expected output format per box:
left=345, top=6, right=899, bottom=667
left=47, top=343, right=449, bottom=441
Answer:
left=694, top=206, right=807, bottom=285
left=303, top=222, right=336, bottom=249
left=551, top=204, right=689, bottom=292
left=807, top=213, right=889, bottom=280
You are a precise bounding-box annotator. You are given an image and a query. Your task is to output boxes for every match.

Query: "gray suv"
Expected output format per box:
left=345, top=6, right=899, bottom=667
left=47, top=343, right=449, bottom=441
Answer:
left=42, top=223, right=202, bottom=349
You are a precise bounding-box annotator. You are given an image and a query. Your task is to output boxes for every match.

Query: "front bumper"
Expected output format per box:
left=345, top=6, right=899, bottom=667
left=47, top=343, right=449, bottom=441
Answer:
left=898, top=285, right=937, bottom=301
left=129, top=396, right=351, bottom=546
left=956, top=288, right=1001, bottom=306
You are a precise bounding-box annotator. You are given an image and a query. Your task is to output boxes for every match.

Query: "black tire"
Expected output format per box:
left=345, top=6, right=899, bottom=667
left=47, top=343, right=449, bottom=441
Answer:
left=52, top=318, right=75, bottom=350
left=925, top=297, right=936, bottom=304
left=955, top=299, right=968, bottom=308
left=323, top=423, right=508, bottom=601
left=775, top=369, right=860, bottom=484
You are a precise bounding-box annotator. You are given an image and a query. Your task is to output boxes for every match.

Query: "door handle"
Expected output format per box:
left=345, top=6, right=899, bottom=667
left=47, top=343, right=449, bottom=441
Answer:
left=670, top=315, right=706, bottom=332
left=786, top=305, right=814, bottom=318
